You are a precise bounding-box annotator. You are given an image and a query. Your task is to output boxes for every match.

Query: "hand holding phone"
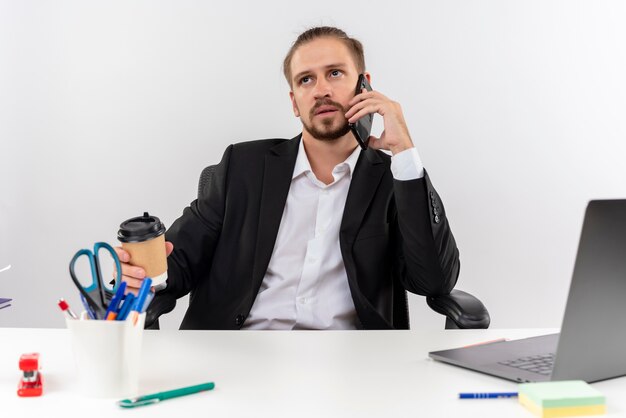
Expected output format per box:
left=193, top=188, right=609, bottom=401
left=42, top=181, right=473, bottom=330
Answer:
left=349, top=74, right=373, bottom=150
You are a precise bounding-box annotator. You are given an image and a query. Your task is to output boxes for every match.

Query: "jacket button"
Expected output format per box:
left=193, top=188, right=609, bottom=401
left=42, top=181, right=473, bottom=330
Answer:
left=434, top=215, right=441, bottom=224
left=235, top=315, right=245, bottom=326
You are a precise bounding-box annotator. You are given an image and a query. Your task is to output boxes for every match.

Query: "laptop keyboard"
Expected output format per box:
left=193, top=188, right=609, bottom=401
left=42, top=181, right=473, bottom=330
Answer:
left=498, top=353, right=555, bottom=375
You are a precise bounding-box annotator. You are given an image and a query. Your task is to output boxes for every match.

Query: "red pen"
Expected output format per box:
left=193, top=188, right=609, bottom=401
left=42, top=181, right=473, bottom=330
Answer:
left=57, top=298, right=78, bottom=320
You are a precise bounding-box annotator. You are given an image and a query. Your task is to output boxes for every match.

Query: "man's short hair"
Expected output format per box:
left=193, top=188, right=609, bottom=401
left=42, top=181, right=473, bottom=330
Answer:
left=283, top=26, right=366, bottom=88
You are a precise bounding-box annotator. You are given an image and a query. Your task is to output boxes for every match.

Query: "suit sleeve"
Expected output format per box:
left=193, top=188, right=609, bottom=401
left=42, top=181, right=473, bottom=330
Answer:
left=159, top=145, right=233, bottom=299
left=392, top=169, right=460, bottom=296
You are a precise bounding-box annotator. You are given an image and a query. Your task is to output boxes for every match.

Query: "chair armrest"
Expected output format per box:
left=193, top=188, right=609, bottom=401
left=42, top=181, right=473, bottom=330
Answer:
left=427, top=289, right=490, bottom=329
left=144, top=292, right=177, bottom=330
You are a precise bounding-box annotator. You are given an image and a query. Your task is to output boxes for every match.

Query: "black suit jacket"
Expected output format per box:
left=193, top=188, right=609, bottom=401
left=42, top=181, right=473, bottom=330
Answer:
left=155, top=135, right=460, bottom=329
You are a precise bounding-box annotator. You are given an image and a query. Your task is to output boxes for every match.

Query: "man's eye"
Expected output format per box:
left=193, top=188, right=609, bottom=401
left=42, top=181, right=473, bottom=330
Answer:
left=330, top=70, right=342, bottom=77
left=300, top=76, right=311, bottom=84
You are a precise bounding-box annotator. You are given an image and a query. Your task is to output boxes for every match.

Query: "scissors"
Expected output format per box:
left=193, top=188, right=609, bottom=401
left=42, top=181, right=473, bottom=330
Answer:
left=69, top=242, right=122, bottom=319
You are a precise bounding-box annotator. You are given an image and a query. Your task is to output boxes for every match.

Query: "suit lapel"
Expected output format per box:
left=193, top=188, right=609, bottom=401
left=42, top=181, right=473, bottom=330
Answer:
left=251, top=135, right=301, bottom=290
left=338, top=149, right=386, bottom=320
left=340, top=149, right=386, bottom=242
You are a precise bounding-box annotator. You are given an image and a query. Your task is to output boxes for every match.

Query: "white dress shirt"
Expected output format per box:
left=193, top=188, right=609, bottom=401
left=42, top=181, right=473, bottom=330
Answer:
left=242, top=140, right=424, bottom=330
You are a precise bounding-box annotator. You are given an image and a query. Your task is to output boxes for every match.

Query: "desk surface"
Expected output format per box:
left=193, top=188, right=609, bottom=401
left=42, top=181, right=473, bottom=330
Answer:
left=1, top=328, right=624, bottom=417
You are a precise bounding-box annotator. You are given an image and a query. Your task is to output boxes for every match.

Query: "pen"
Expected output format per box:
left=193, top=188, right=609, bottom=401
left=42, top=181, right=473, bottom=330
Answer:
left=118, top=381, right=215, bottom=408
left=105, top=281, right=127, bottom=320
left=116, top=293, right=136, bottom=321
left=459, top=392, right=518, bottom=399
left=57, top=298, right=78, bottom=319
left=79, top=293, right=97, bottom=319
left=128, top=278, right=152, bottom=325
left=141, top=289, right=155, bottom=313
left=133, top=278, right=152, bottom=312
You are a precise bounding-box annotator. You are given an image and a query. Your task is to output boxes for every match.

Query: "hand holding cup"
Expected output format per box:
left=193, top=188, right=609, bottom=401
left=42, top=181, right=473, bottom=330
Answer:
left=114, top=212, right=172, bottom=294
left=114, top=242, right=173, bottom=294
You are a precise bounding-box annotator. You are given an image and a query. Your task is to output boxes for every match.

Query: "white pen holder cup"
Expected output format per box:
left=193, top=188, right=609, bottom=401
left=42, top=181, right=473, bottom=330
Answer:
left=66, top=313, right=145, bottom=398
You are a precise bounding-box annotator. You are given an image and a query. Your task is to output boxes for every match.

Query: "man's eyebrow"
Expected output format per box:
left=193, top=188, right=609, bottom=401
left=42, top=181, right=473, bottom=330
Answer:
left=292, top=63, right=348, bottom=83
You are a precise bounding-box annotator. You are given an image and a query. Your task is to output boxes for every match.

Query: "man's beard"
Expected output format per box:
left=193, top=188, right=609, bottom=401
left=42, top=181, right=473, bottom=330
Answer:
left=302, top=99, right=351, bottom=141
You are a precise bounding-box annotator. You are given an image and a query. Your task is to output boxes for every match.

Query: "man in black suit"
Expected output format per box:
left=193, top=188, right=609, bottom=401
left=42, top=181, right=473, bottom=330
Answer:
left=116, top=26, right=460, bottom=330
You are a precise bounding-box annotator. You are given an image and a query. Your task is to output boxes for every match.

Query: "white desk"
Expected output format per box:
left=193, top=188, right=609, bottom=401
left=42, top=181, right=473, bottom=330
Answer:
left=1, top=328, right=625, bottom=417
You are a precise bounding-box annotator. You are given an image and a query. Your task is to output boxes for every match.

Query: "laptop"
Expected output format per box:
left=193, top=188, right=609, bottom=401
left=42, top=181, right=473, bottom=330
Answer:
left=429, top=199, right=626, bottom=383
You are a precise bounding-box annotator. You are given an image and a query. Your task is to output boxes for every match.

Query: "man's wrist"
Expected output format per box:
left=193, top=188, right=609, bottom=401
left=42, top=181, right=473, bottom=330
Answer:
left=389, top=140, right=414, bottom=155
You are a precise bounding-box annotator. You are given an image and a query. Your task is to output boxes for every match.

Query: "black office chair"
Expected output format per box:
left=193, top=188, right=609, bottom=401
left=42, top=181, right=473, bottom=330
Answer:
left=146, top=166, right=490, bottom=330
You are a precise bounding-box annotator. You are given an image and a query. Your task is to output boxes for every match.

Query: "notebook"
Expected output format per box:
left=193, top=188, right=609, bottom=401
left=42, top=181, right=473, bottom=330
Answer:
left=0, top=298, right=12, bottom=310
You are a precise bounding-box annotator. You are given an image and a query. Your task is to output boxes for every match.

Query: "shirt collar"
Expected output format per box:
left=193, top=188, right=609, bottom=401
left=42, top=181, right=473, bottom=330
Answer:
left=292, top=138, right=361, bottom=180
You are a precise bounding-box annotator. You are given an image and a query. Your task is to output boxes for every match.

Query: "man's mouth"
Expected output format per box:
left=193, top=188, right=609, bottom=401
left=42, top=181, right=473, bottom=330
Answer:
left=314, top=106, right=339, bottom=116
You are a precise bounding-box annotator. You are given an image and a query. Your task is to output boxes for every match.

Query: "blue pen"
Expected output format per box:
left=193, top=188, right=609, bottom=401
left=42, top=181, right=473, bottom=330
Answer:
left=140, top=289, right=155, bottom=313
left=459, top=392, right=518, bottom=399
left=105, top=281, right=127, bottom=320
left=116, top=293, right=136, bottom=321
left=80, top=293, right=97, bottom=319
left=132, top=278, right=152, bottom=313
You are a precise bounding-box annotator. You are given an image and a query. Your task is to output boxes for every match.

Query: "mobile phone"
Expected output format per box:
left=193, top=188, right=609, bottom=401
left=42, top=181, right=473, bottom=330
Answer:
left=349, top=74, right=373, bottom=150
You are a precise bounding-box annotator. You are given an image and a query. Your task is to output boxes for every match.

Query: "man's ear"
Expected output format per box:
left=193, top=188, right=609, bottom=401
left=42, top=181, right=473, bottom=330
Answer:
left=289, top=91, right=301, bottom=117
left=364, top=72, right=372, bottom=85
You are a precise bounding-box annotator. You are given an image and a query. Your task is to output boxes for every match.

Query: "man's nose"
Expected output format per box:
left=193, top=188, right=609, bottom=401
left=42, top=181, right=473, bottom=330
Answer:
left=313, top=78, right=332, bottom=99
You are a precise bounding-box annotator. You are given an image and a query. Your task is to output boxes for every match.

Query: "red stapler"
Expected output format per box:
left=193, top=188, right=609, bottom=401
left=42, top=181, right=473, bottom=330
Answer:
left=18, top=353, right=43, bottom=397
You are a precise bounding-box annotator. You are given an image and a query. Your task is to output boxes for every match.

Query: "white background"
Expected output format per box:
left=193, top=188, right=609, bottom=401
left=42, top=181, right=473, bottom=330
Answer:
left=1, top=1, right=625, bottom=329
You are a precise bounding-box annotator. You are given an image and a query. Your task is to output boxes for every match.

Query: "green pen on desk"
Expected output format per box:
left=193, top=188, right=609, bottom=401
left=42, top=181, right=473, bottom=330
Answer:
left=117, top=381, right=215, bottom=408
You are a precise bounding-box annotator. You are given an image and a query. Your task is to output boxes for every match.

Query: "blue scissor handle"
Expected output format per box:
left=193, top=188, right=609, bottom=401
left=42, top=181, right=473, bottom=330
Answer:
left=71, top=248, right=99, bottom=293
left=70, top=243, right=121, bottom=293
left=69, top=242, right=122, bottom=319
left=93, top=242, right=122, bottom=291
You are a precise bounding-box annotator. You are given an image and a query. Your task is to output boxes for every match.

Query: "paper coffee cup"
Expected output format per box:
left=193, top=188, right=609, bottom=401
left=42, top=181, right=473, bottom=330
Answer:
left=118, top=212, right=168, bottom=287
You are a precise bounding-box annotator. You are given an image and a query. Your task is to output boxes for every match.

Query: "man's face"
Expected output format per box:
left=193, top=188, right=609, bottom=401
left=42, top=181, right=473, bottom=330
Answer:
left=289, top=37, right=364, bottom=141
